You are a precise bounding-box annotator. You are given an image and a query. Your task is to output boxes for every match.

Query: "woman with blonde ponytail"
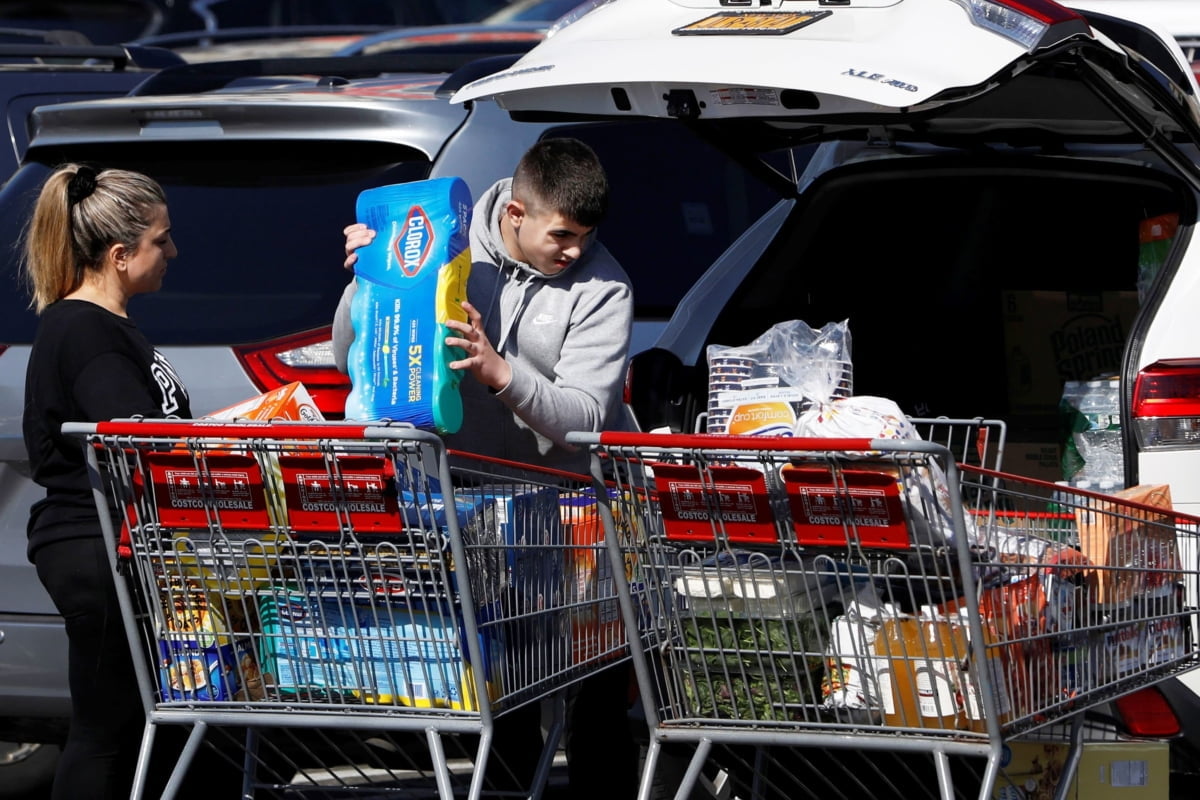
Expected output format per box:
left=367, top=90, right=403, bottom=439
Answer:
left=21, top=163, right=191, bottom=800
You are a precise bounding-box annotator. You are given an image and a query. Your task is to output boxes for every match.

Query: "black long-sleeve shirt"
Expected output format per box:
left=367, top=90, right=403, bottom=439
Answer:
left=23, top=299, right=191, bottom=559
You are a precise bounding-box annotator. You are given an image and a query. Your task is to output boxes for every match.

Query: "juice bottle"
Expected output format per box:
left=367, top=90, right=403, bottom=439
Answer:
left=873, top=609, right=920, bottom=728
left=914, top=605, right=967, bottom=729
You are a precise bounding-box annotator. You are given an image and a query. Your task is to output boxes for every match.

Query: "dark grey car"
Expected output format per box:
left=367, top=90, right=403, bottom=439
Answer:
left=0, top=50, right=779, bottom=797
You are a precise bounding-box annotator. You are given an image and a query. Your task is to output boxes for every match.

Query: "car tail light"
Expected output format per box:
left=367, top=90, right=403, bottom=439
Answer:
left=1113, top=686, right=1181, bottom=737
left=950, top=0, right=1089, bottom=51
left=234, top=327, right=349, bottom=419
left=1132, top=360, right=1200, bottom=450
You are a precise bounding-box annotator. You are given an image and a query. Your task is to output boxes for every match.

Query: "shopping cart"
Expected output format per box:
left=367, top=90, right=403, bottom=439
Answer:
left=566, top=430, right=1200, bottom=800
left=66, top=418, right=629, bottom=800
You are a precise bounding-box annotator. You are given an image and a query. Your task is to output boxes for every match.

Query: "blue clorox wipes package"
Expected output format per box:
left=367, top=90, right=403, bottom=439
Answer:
left=345, top=177, right=473, bottom=433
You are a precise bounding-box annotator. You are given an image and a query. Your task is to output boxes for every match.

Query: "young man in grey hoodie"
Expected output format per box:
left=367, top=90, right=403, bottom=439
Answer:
left=334, top=136, right=634, bottom=475
left=333, top=138, right=639, bottom=798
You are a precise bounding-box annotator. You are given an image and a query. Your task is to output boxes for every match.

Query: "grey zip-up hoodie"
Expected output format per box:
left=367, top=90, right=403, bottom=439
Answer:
left=333, top=178, right=634, bottom=473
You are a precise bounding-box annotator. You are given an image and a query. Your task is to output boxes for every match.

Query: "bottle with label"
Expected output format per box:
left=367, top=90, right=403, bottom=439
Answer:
left=1074, top=378, right=1123, bottom=485
left=1059, top=380, right=1087, bottom=480
left=873, top=609, right=920, bottom=728
left=914, top=605, right=967, bottom=729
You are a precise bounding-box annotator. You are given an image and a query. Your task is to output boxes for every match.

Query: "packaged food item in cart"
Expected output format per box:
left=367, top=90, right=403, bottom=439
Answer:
left=1094, top=616, right=1146, bottom=685
left=977, top=564, right=1093, bottom=721
left=954, top=606, right=1015, bottom=732
left=678, top=610, right=828, bottom=722
left=1074, top=483, right=1179, bottom=604
left=560, top=489, right=643, bottom=666
left=821, top=583, right=887, bottom=712
left=205, top=380, right=323, bottom=422
left=1144, top=615, right=1187, bottom=668
left=668, top=550, right=848, bottom=720
left=705, top=318, right=850, bottom=435
left=157, top=578, right=243, bottom=702
left=975, top=582, right=1030, bottom=725
left=344, top=176, right=473, bottom=433
left=392, top=488, right=502, bottom=603
left=470, top=484, right=567, bottom=680
left=479, top=484, right=563, bottom=605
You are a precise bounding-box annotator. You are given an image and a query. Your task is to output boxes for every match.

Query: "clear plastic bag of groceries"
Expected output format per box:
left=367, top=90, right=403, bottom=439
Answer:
left=704, top=319, right=851, bottom=436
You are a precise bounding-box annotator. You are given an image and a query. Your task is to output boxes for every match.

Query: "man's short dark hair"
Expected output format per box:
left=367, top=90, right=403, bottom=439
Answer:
left=512, top=137, right=608, bottom=227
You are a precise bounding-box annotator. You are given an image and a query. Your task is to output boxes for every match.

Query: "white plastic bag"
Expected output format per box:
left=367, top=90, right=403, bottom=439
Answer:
left=823, top=583, right=888, bottom=711
left=795, top=395, right=976, bottom=546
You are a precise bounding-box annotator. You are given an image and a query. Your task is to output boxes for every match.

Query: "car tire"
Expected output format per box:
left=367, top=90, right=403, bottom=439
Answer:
left=0, top=741, right=58, bottom=798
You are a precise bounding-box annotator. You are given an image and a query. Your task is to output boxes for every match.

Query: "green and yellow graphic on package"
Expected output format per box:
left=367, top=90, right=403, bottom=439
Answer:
left=345, top=177, right=472, bottom=433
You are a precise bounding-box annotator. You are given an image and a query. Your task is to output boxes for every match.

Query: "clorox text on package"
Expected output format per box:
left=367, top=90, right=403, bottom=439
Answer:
left=345, top=177, right=472, bottom=433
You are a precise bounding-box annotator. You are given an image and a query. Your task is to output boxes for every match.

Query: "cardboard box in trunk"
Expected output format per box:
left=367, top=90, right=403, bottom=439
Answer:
left=1001, top=291, right=1139, bottom=413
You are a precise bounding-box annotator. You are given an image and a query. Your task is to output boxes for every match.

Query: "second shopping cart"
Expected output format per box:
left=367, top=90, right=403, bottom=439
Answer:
left=68, top=418, right=631, bottom=800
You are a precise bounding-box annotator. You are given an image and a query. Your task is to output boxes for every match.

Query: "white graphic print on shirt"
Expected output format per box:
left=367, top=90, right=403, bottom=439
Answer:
left=151, top=351, right=187, bottom=415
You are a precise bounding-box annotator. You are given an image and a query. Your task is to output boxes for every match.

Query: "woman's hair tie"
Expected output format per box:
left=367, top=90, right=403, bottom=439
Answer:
left=66, top=165, right=98, bottom=207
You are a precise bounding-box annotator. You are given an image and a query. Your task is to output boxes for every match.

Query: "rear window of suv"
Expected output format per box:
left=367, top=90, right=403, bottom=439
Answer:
left=0, top=121, right=782, bottom=348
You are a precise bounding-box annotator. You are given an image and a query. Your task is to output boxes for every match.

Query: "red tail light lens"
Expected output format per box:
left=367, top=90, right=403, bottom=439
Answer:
left=1132, top=359, right=1200, bottom=449
left=951, top=0, right=1088, bottom=50
left=234, top=327, right=349, bottom=419
left=1113, top=686, right=1181, bottom=738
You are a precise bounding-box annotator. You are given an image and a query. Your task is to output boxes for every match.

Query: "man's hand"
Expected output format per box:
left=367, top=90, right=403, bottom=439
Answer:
left=446, top=300, right=512, bottom=392
left=343, top=223, right=375, bottom=271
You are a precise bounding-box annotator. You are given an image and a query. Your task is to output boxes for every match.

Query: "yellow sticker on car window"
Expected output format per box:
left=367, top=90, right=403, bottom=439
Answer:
left=673, top=10, right=831, bottom=36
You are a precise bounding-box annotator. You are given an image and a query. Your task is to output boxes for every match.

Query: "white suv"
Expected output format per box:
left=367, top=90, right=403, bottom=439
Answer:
left=456, top=0, right=1200, bottom=793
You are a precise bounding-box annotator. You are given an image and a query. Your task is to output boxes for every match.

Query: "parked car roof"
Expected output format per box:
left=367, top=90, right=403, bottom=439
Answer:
left=0, top=37, right=182, bottom=182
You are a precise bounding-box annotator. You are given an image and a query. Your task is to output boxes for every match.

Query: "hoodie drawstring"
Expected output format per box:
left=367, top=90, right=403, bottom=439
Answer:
left=495, top=268, right=535, bottom=354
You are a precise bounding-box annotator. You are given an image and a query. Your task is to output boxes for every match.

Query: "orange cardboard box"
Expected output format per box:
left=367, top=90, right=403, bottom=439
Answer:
left=206, top=381, right=324, bottom=422
left=1074, top=484, right=1180, bottom=605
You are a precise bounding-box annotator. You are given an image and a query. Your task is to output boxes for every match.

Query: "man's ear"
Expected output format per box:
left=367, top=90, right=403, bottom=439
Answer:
left=505, top=198, right=526, bottom=227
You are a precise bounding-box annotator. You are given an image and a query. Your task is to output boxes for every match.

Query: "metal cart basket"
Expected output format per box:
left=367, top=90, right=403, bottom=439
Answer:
left=567, top=430, right=1200, bottom=800
left=66, top=419, right=629, bottom=800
